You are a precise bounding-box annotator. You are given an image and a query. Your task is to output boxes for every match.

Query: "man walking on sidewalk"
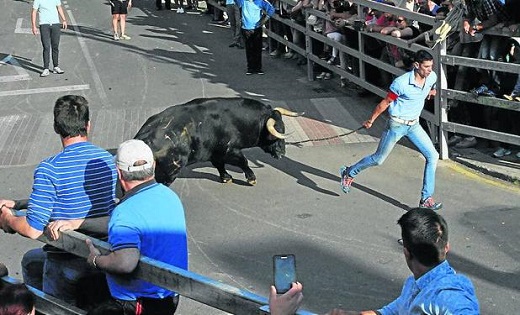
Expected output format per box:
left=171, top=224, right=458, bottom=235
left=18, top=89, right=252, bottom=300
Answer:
left=340, top=49, right=442, bottom=210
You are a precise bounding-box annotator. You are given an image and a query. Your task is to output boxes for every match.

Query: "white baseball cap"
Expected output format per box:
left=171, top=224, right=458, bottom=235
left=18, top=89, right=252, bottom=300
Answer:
left=116, top=139, right=154, bottom=172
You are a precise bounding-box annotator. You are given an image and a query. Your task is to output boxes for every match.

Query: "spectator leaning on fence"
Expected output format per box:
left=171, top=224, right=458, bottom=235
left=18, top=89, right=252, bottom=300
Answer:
left=269, top=208, right=480, bottom=315
left=0, top=95, right=117, bottom=306
left=78, top=139, right=188, bottom=315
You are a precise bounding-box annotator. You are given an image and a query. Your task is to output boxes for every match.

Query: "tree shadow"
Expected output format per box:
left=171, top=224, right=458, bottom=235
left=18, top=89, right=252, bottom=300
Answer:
left=449, top=206, right=520, bottom=292
left=0, top=53, right=42, bottom=75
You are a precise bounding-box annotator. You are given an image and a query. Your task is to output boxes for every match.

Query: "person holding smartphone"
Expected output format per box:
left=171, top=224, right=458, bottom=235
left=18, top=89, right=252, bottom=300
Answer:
left=269, top=208, right=479, bottom=315
left=269, top=282, right=303, bottom=315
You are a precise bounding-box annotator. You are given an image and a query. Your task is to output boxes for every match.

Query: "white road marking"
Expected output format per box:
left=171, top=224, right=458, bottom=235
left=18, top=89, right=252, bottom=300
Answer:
left=0, top=55, right=31, bottom=82
left=0, top=84, right=90, bottom=97
left=66, top=9, right=110, bottom=106
left=14, top=18, right=32, bottom=34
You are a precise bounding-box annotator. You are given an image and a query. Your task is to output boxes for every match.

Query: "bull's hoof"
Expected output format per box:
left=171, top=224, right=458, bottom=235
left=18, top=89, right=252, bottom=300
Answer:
left=247, top=178, right=257, bottom=186
left=221, top=175, right=233, bottom=183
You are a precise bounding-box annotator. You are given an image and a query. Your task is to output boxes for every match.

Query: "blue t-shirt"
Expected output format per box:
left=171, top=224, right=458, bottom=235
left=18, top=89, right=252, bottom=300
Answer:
left=33, top=0, right=62, bottom=25
left=235, top=0, right=275, bottom=30
left=27, top=142, right=117, bottom=231
left=106, top=181, right=188, bottom=300
left=388, top=69, right=437, bottom=121
left=379, top=261, right=480, bottom=315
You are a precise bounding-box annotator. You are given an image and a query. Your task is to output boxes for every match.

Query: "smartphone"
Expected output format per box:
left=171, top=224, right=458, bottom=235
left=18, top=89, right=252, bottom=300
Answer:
left=273, top=254, right=296, bottom=294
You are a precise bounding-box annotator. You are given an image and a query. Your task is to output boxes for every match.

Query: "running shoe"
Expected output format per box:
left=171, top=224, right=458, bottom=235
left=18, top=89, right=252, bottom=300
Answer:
left=339, top=166, right=354, bottom=193
left=419, top=197, right=443, bottom=211
left=40, top=69, right=50, bottom=77
left=53, top=66, right=64, bottom=74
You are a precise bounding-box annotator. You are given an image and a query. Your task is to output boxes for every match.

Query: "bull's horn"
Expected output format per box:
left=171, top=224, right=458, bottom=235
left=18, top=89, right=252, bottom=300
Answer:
left=273, top=107, right=303, bottom=117
left=266, top=118, right=288, bottom=139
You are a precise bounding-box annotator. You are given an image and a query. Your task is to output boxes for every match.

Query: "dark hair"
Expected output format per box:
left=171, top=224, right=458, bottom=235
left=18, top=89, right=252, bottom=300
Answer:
left=53, top=95, right=90, bottom=138
left=0, top=284, right=35, bottom=315
left=414, top=49, right=434, bottom=64
left=397, top=208, right=448, bottom=267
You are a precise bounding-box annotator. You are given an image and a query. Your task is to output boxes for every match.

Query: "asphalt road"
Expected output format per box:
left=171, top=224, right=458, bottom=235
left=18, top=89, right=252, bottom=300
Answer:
left=1, top=0, right=519, bottom=314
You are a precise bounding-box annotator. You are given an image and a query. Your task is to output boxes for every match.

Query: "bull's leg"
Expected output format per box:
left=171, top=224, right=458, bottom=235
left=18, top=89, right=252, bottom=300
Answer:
left=222, top=149, right=257, bottom=185
left=211, top=158, right=233, bottom=183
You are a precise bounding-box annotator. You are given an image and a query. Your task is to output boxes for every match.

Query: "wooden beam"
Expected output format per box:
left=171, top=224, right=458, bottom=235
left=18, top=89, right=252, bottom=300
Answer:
left=443, top=89, right=520, bottom=112
left=442, top=122, right=520, bottom=146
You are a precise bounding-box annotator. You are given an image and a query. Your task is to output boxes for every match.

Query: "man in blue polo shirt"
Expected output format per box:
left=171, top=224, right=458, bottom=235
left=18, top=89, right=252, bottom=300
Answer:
left=0, top=95, right=117, bottom=304
left=339, top=50, right=442, bottom=210
left=84, top=139, right=188, bottom=315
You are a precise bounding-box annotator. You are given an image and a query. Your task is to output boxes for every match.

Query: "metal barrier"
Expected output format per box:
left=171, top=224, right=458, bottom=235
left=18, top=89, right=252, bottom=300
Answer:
left=8, top=230, right=316, bottom=315
left=208, top=0, right=520, bottom=160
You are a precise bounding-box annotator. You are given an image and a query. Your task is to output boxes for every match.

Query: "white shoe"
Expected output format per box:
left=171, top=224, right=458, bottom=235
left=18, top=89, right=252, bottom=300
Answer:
left=177, top=7, right=184, bottom=13
left=40, top=69, right=50, bottom=77
left=114, top=33, right=120, bottom=40
left=53, top=66, right=64, bottom=74
left=493, top=147, right=511, bottom=158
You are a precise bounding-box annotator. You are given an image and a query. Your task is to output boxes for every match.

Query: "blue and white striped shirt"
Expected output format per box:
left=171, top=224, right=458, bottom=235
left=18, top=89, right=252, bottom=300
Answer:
left=27, top=142, right=117, bottom=231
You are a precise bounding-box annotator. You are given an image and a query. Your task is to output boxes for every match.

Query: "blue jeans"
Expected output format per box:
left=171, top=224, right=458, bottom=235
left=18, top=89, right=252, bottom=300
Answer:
left=513, top=75, right=520, bottom=94
left=348, top=119, right=439, bottom=200
left=22, top=248, right=100, bottom=305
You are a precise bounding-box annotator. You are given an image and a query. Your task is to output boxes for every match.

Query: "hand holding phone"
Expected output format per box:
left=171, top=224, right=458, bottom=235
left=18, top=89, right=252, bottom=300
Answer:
left=273, top=254, right=297, bottom=294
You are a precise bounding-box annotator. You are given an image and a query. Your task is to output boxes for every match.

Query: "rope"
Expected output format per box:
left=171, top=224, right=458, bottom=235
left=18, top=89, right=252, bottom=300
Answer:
left=287, top=126, right=365, bottom=146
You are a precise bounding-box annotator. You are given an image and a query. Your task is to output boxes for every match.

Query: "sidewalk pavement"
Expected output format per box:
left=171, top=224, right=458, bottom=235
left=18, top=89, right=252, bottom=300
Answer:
left=450, top=145, right=520, bottom=185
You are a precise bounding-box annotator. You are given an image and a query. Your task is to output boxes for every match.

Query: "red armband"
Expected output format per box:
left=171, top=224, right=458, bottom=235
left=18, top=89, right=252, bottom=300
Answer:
left=386, top=91, right=398, bottom=101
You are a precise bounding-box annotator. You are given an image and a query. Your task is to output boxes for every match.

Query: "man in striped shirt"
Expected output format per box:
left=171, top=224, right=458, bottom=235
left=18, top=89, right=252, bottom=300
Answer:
left=0, top=95, right=117, bottom=305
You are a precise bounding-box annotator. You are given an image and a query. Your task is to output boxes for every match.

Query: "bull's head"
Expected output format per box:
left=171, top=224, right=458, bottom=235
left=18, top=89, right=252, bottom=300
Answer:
left=261, top=107, right=302, bottom=159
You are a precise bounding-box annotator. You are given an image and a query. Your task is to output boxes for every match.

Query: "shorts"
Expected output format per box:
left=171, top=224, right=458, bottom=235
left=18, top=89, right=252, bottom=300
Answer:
left=111, top=0, right=129, bottom=15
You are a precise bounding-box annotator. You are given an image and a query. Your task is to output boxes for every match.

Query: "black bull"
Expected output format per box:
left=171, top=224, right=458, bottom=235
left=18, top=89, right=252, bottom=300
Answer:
left=134, top=97, right=302, bottom=186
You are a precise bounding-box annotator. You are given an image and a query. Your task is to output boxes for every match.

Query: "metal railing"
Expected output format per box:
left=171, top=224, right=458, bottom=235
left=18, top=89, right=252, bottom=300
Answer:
left=1, top=230, right=316, bottom=315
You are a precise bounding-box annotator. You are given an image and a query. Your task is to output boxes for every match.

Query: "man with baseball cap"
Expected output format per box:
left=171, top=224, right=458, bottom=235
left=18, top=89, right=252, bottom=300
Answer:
left=85, top=139, right=188, bottom=315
